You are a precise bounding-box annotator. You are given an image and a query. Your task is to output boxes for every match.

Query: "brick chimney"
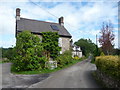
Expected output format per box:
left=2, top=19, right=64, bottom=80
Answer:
left=59, top=16, right=64, bottom=26
left=16, top=8, right=20, bottom=20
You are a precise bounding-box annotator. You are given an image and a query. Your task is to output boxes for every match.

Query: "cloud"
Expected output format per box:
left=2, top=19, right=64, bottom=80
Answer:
left=0, top=1, right=118, bottom=48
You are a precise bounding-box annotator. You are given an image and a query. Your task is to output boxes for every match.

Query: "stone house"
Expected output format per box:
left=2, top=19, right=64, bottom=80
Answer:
left=15, top=8, right=72, bottom=54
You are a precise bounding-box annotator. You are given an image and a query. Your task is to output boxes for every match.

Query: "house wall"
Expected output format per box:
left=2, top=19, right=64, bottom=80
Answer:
left=61, top=37, right=71, bottom=53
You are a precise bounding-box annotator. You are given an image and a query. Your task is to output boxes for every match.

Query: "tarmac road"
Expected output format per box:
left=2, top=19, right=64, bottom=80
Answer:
left=29, top=56, right=101, bottom=88
left=2, top=63, right=49, bottom=88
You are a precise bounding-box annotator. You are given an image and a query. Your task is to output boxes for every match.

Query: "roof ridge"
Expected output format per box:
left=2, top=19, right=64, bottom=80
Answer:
left=20, top=17, right=59, bottom=24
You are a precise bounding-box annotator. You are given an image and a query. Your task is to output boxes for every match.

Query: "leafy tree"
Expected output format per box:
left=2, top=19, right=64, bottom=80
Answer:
left=74, top=38, right=97, bottom=56
left=99, top=21, right=115, bottom=55
left=2, top=47, right=15, bottom=60
left=93, top=45, right=101, bottom=57
left=13, top=31, right=47, bottom=71
left=42, top=32, right=61, bottom=59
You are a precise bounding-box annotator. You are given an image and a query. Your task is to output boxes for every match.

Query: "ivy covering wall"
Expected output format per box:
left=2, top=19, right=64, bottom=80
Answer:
left=42, top=32, right=61, bottom=59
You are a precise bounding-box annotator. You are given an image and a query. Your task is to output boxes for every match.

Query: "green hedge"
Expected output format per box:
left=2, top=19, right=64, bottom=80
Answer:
left=95, top=56, right=120, bottom=79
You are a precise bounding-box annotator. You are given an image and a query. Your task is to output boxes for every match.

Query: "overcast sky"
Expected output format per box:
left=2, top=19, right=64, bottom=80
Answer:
left=0, top=0, right=119, bottom=48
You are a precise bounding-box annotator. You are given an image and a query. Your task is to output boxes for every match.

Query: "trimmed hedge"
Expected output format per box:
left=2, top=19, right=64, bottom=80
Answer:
left=95, top=56, right=120, bottom=79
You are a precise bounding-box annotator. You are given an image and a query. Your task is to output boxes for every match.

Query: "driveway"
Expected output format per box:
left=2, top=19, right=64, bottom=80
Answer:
left=29, top=56, right=100, bottom=88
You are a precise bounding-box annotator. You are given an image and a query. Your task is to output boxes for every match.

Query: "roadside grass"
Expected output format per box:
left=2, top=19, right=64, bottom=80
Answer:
left=0, top=61, right=2, bottom=64
left=11, top=56, right=87, bottom=75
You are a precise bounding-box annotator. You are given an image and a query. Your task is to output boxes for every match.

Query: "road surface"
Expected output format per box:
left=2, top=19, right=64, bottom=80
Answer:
left=2, top=63, right=49, bottom=88
left=29, top=56, right=100, bottom=88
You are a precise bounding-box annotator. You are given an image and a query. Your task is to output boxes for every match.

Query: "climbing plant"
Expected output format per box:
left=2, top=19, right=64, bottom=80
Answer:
left=42, top=32, right=61, bottom=59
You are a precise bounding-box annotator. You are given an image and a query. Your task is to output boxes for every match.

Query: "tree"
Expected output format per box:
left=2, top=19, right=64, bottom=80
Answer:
left=99, top=21, right=115, bottom=55
left=42, top=32, right=61, bottom=60
left=13, top=31, right=47, bottom=71
left=74, top=38, right=97, bottom=56
left=2, top=47, right=15, bottom=60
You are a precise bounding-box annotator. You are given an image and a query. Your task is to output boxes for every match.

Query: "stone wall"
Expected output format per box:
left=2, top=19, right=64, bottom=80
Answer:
left=61, top=37, right=70, bottom=53
left=96, top=70, right=120, bottom=88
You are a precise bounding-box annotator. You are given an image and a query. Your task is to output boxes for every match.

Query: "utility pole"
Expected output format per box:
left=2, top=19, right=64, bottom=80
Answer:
left=95, top=34, right=98, bottom=56
left=96, top=34, right=98, bottom=46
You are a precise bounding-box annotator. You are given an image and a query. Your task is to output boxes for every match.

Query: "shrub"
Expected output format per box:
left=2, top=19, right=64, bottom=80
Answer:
left=100, top=52, right=105, bottom=56
left=73, top=56, right=80, bottom=60
left=95, top=55, right=119, bottom=79
left=12, top=31, right=47, bottom=72
left=56, top=50, right=73, bottom=68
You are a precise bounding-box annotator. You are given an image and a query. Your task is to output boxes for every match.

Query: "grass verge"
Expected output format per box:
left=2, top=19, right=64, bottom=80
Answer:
left=0, top=61, right=2, bottom=64
left=11, top=57, right=86, bottom=75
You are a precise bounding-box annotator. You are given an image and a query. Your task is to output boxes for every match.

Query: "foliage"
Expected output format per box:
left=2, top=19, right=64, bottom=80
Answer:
left=95, top=55, right=119, bottom=79
left=113, top=48, right=120, bottom=55
left=1, top=47, right=15, bottom=60
left=12, top=31, right=47, bottom=72
left=74, top=38, right=97, bottom=56
left=93, top=45, right=101, bottom=57
left=100, top=52, right=105, bottom=56
left=73, top=56, right=80, bottom=60
left=99, top=21, right=115, bottom=55
left=42, top=32, right=61, bottom=59
left=56, top=50, right=73, bottom=68
left=11, top=56, right=86, bottom=75
left=56, top=50, right=86, bottom=68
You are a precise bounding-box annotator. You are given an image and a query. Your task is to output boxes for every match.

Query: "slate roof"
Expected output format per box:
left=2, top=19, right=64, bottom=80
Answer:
left=16, top=18, right=72, bottom=38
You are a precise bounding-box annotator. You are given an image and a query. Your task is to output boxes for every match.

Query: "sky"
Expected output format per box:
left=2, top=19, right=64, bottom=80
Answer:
left=0, top=0, right=119, bottom=48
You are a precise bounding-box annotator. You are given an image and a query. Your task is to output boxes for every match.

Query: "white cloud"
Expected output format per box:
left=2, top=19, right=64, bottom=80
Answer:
left=0, top=1, right=118, bottom=48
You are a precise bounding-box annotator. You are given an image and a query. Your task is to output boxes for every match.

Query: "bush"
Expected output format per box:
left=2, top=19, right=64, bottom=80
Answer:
left=100, top=52, right=105, bottom=56
left=73, top=56, right=80, bottom=60
left=12, top=31, right=47, bottom=72
left=95, top=55, right=119, bottom=79
left=56, top=50, right=73, bottom=68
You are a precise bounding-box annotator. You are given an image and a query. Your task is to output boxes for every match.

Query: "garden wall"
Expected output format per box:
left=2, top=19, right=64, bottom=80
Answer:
left=96, top=70, right=120, bottom=88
